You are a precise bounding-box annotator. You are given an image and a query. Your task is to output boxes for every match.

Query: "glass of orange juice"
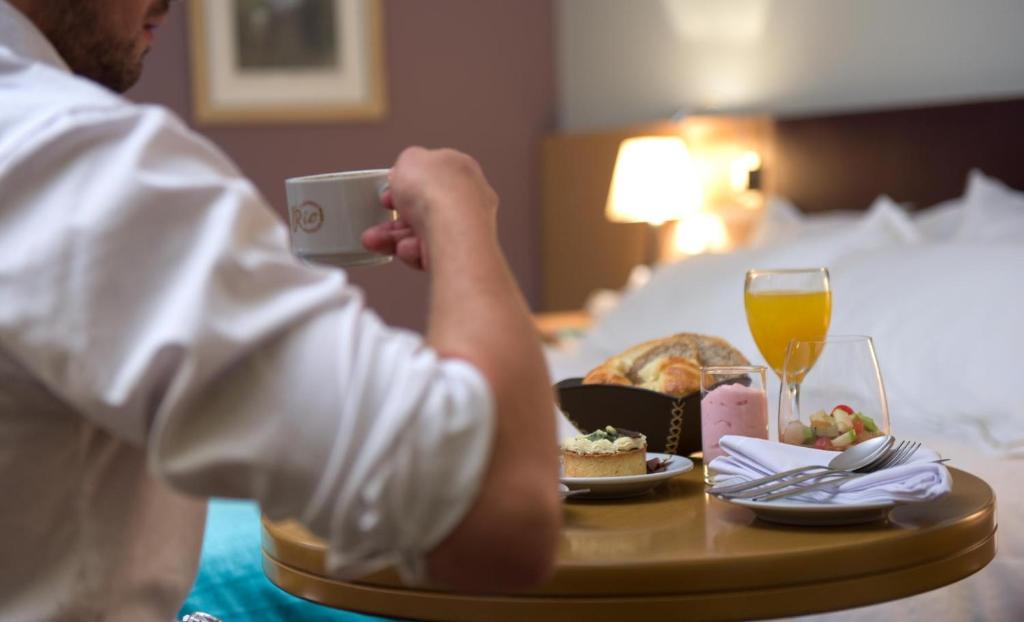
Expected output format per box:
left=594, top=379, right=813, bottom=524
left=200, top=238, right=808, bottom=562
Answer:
left=744, top=268, right=831, bottom=435
left=744, top=268, right=832, bottom=379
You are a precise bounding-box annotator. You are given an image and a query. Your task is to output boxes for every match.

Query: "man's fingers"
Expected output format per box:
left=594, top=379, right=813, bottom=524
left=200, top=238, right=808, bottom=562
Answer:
left=361, top=223, right=397, bottom=254
left=388, top=224, right=415, bottom=241
left=395, top=236, right=425, bottom=270
left=364, top=214, right=425, bottom=270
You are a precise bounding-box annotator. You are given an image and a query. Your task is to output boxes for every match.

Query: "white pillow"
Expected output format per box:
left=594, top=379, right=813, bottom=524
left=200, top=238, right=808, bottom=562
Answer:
left=912, top=196, right=965, bottom=242
left=579, top=195, right=919, bottom=366
left=749, top=195, right=864, bottom=249
left=747, top=195, right=803, bottom=247
left=754, top=170, right=1024, bottom=246
left=955, top=169, right=1024, bottom=243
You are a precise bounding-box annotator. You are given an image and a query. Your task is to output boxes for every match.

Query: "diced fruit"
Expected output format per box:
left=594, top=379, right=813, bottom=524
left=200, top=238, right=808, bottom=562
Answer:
left=852, top=417, right=866, bottom=436
left=831, top=430, right=857, bottom=449
left=813, top=437, right=833, bottom=450
left=855, top=412, right=879, bottom=433
left=795, top=404, right=879, bottom=450
left=833, top=409, right=854, bottom=433
left=814, top=423, right=838, bottom=438
left=782, top=421, right=807, bottom=445
left=810, top=410, right=838, bottom=437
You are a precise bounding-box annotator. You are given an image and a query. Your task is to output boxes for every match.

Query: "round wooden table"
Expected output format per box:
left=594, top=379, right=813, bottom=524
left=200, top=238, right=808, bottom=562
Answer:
left=261, top=466, right=996, bottom=621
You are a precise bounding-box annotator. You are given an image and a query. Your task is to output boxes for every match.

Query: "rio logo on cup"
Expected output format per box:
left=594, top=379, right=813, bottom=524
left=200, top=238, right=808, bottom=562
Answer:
left=290, top=201, right=324, bottom=234
left=285, top=169, right=394, bottom=268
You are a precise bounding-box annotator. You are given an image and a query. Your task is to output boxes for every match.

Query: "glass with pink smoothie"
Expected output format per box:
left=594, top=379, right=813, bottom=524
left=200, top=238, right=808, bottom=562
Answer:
left=700, top=366, right=768, bottom=485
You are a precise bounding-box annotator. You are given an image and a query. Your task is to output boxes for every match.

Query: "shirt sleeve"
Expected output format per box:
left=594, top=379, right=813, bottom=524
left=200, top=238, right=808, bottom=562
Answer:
left=0, top=103, right=495, bottom=582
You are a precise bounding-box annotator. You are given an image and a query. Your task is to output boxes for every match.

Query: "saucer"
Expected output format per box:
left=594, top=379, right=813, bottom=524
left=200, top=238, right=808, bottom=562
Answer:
left=712, top=495, right=897, bottom=526
left=561, top=452, right=693, bottom=499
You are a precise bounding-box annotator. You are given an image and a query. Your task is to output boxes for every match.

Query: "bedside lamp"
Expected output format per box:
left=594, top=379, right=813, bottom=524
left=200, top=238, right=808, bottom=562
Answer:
left=606, top=136, right=703, bottom=264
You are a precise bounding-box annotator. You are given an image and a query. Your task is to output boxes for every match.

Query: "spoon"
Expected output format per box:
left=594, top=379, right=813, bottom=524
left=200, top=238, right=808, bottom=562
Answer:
left=711, top=435, right=895, bottom=496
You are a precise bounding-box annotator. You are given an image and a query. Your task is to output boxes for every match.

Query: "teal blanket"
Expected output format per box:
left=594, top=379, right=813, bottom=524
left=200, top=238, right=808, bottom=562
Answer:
left=178, top=499, right=394, bottom=622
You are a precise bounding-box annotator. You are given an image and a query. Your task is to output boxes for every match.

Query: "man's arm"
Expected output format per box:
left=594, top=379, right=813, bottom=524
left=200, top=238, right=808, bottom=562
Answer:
left=2, top=99, right=560, bottom=591
left=381, top=147, right=562, bottom=591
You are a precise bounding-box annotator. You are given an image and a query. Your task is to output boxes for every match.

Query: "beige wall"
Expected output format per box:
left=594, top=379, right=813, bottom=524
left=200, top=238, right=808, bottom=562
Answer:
left=558, top=0, right=1024, bottom=130
left=129, top=0, right=555, bottom=332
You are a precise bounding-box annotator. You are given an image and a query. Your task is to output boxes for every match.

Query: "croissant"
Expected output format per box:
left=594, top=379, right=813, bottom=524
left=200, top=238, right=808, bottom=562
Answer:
left=583, top=333, right=749, bottom=397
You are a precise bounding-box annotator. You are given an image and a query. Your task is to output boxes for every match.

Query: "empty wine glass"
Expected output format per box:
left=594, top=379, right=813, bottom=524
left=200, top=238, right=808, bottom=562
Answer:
left=779, top=335, right=890, bottom=451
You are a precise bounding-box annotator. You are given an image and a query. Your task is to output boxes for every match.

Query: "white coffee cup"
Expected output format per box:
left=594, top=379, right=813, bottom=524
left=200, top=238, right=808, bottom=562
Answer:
left=285, top=169, right=395, bottom=268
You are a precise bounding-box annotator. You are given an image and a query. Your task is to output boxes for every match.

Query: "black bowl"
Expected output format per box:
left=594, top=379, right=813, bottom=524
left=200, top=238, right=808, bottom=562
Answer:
left=555, top=378, right=704, bottom=456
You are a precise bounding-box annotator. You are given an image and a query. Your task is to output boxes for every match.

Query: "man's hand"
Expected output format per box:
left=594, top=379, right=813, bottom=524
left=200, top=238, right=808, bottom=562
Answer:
left=361, top=147, right=498, bottom=271
left=361, top=218, right=426, bottom=270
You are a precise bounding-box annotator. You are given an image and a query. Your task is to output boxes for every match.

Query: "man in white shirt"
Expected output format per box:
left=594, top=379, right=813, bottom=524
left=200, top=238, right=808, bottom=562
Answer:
left=0, top=1, right=561, bottom=620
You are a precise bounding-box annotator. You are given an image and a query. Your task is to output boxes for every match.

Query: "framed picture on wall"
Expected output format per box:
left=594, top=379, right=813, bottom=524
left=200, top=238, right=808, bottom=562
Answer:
left=188, top=0, right=387, bottom=124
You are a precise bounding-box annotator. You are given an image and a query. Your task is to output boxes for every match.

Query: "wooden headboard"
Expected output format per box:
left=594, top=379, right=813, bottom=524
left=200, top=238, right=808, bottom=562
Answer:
left=772, top=98, right=1024, bottom=213
left=541, top=98, right=1024, bottom=311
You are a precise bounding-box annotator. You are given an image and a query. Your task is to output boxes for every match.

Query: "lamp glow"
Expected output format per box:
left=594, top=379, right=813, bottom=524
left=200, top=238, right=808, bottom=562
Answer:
left=729, top=150, right=763, bottom=191
left=606, top=136, right=703, bottom=226
left=672, top=211, right=730, bottom=255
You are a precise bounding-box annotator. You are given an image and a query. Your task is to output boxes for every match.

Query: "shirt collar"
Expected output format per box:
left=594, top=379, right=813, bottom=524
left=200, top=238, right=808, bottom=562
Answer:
left=0, top=0, right=71, bottom=73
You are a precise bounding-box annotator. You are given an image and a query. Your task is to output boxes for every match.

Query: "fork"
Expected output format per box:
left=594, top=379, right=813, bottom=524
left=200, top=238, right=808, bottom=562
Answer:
left=716, top=440, right=919, bottom=500
left=750, top=442, right=924, bottom=502
left=865, top=441, right=921, bottom=471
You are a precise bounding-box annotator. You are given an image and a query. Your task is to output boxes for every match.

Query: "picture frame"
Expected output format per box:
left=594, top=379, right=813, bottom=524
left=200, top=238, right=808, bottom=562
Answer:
left=188, top=0, right=387, bottom=124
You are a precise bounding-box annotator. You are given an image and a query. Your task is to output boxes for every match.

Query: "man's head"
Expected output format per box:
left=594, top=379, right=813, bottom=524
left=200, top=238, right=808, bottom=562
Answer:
left=11, top=0, right=172, bottom=93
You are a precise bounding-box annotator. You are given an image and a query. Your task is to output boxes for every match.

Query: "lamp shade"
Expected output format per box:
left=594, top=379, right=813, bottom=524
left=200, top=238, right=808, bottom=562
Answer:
left=606, top=136, right=703, bottom=225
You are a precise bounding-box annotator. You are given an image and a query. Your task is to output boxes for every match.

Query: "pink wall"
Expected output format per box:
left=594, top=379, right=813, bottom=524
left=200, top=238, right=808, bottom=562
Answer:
left=129, top=0, right=555, bottom=333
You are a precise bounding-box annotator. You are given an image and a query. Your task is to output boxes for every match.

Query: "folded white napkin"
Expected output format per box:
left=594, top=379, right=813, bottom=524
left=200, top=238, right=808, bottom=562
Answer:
left=708, top=435, right=952, bottom=504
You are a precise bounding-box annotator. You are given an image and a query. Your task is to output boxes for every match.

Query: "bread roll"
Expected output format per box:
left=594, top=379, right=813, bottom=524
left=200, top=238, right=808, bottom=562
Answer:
left=582, top=333, right=749, bottom=397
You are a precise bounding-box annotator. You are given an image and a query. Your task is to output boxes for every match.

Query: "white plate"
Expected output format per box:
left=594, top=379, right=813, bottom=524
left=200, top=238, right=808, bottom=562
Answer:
left=560, top=452, right=693, bottom=499
left=713, top=496, right=897, bottom=526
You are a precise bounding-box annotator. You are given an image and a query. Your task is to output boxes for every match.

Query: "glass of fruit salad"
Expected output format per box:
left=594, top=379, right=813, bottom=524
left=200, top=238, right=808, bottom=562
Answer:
left=779, top=335, right=890, bottom=451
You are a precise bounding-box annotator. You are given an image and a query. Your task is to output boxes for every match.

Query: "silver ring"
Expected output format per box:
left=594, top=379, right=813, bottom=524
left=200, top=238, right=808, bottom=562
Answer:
left=182, top=613, right=224, bottom=622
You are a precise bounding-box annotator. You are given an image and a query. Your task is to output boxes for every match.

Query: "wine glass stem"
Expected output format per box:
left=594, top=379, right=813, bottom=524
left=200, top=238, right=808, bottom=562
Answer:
left=784, top=381, right=801, bottom=424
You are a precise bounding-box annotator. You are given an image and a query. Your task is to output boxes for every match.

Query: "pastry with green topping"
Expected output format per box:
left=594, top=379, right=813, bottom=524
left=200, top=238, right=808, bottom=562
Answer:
left=561, top=426, right=647, bottom=477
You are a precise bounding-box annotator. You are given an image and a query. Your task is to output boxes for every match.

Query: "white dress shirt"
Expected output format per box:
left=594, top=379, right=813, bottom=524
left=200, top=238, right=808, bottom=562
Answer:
left=0, top=2, right=495, bottom=620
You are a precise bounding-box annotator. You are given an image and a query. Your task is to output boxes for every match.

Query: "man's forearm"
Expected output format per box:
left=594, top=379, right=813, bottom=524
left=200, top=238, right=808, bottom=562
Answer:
left=423, top=205, right=561, bottom=590
left=425, top=211, right=546, bottom=404
left=425, top=209, right=556, bottom=480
